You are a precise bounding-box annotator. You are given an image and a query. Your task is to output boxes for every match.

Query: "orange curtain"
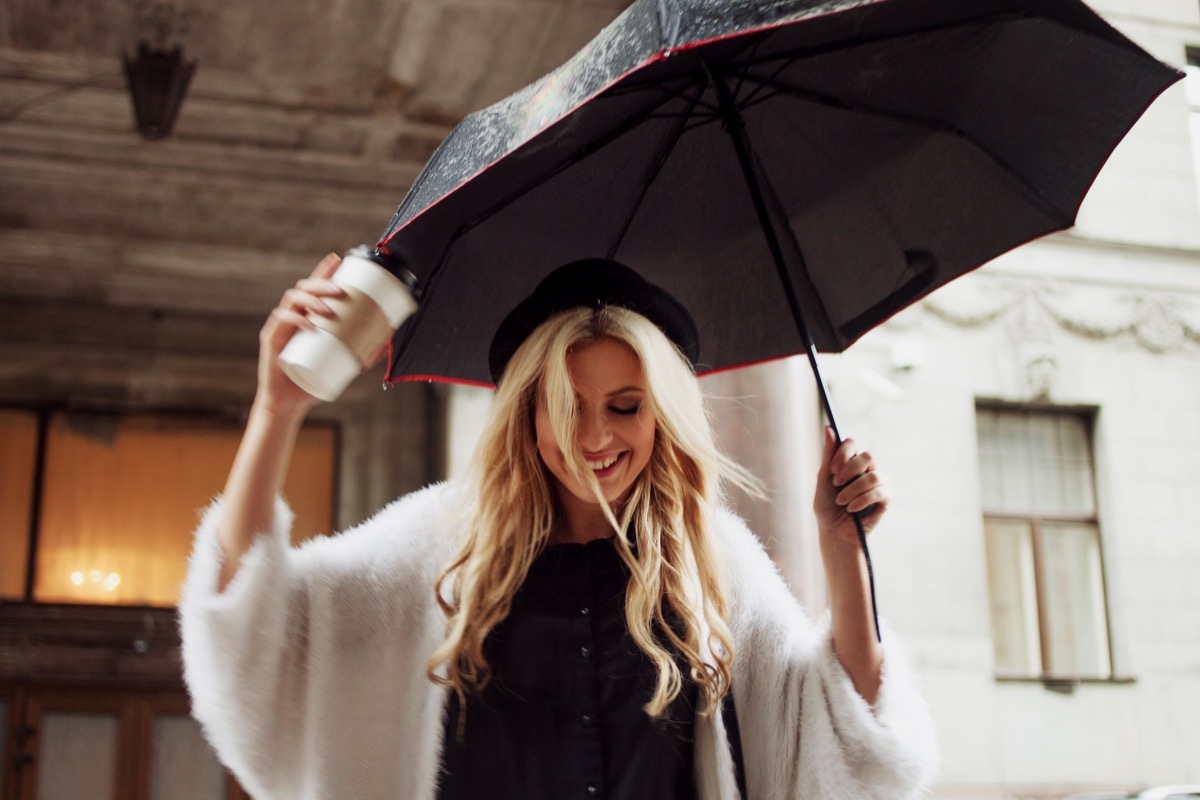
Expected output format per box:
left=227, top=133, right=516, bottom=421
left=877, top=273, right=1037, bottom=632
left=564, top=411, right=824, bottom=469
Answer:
left=35, top=413, right=335, bottom=607
left=0, top=409, right=38, bottom=599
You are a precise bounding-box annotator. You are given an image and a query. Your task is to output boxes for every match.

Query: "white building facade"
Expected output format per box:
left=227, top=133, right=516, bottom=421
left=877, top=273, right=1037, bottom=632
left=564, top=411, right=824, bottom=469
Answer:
left=819, top=1, right=1200, bottom=794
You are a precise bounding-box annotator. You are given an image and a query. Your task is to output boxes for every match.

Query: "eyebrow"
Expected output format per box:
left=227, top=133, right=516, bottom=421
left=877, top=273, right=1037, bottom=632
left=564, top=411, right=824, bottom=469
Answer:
left=605, top=386, right=644, bottom=398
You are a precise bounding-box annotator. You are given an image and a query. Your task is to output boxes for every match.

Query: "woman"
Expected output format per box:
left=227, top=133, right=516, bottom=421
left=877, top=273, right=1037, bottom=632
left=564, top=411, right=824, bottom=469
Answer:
left=180, top=254, right=937, bottom=799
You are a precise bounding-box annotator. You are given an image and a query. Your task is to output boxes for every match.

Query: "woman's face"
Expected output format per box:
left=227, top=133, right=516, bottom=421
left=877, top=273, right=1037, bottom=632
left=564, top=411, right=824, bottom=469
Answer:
left=535, top=336, right=657, bottom=517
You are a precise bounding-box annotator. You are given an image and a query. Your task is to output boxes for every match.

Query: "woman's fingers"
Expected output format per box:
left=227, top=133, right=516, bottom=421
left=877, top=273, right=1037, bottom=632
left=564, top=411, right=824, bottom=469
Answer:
left=834, top=469, right=884, bottom=510
left=268, top=306, right=317, bottom=334
left=281, top=287, right=335, bottom=318
left=312, top=252, right=342, bottom=280
left=817, top=430, right=890, bottom=533
left=260, top=258, right=346, bottom=354
left=294, top=277, right=344, bottom=298
left=269, top=267, right=348, bottom=339
left=830, top=438, right=875, bottom=485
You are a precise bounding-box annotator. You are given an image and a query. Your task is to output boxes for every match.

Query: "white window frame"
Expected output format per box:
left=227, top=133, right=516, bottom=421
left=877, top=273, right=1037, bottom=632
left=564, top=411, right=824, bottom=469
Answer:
left=976, top=403, right=1114, bottom=682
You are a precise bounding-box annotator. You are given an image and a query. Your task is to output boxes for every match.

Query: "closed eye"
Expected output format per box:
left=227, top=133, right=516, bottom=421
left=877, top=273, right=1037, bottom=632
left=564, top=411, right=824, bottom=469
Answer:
left=609, top=404, right=640, bottom=416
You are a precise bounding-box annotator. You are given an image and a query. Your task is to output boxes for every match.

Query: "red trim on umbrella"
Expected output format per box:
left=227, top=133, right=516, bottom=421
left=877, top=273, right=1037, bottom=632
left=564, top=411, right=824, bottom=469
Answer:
left=387, top=373, right=498, bottom=389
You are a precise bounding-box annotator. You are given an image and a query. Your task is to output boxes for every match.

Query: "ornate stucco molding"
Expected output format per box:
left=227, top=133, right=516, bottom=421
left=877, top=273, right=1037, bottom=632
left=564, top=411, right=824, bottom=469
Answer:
left=921, top=276, right=1200, bottom=354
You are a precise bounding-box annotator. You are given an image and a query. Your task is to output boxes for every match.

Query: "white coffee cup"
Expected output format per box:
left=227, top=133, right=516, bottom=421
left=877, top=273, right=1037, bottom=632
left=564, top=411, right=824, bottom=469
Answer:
left=278, top=248, right=418, bottom=402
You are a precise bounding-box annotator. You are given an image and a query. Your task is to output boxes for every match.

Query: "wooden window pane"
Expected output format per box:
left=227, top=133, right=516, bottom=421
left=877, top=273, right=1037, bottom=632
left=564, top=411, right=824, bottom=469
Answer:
left=996, top=412, right=1029, bottom=459
left=1060, top=458, right=1096, bottom=515
left=1027, top=413, right=1057, bottom=460
left=977, top=406, right=1108, bottom=678
left=1058, top=416, right=1096, bottom=514
left=0, top=409, right=37, bottom=599
left=1031, top=459, right=1066, bottom=514
left=979, top=453, right=1008, bottom=510
left=978, top=408, right=1096, bottom=515
left=35, top=413, right=335, bottom=606
left=1042, top=521, right=1111, bottom=677
left=977, top=411, right=1002, bottom=507
left=1001, top=460, right=1033, bottom=511
left=150, top=713, right=227, bottom=800
left=1057, top=414, right=1091, bottom=461
left=975, top=409, right=998, bottom=456
left=984, top=518, right=1041, bottom=675
left=36, top=712, right=119, bottom=800
left=979, top=452, right=1004, bottom=509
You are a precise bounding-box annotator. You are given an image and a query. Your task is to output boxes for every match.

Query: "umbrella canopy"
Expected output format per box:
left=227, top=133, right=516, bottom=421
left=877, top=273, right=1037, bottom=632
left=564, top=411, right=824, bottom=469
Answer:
left=377, top=0, right=1181, bottom=388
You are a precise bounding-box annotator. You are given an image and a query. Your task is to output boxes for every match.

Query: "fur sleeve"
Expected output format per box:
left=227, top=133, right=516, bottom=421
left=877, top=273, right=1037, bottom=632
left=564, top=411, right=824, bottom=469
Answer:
left=177, top=484, right=462, bottom=800
left=177, top=495, right=313, bottom=799
left=716, top=508, right=939, bottom=799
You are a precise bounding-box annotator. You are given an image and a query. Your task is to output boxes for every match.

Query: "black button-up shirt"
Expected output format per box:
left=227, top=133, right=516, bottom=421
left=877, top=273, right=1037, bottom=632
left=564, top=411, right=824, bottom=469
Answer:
left=437, top=537, right=698, bottom=800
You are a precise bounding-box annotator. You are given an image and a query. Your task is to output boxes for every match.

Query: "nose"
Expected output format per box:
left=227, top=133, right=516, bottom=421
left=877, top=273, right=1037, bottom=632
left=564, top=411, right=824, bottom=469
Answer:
left=576, top=407, right=612, bottom=452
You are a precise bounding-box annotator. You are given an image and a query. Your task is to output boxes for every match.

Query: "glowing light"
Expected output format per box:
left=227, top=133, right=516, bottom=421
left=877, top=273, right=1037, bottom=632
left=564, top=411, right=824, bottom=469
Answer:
left=70, top=568, right=123, bottom=593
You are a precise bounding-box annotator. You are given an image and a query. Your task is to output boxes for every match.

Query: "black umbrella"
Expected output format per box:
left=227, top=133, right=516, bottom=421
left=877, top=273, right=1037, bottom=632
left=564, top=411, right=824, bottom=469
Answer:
left=372, top=0, right=1181, bottom=636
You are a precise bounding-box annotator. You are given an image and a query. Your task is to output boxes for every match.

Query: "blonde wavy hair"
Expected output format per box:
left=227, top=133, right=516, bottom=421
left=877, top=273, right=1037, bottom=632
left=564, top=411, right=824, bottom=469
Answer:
left=428, top=305, right=761, bottom=717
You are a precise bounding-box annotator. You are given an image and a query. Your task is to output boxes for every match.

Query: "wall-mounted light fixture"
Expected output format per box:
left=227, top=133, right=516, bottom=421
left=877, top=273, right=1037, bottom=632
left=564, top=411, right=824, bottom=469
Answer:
left=124, top=43, right=194, bottom=139
left=124, top=1, right=195, bottom=139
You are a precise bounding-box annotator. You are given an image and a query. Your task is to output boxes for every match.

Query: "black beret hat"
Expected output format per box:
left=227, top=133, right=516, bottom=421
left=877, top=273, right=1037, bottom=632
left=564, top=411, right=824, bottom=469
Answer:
left=488, top=258, right=699, bottom=384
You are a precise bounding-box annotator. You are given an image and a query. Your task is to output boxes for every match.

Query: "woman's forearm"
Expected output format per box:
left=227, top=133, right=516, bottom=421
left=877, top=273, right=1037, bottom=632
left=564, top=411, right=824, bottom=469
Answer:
left=822, top=527, right=884, bottom=706
left=214, top=254, right=345, bottom=591
left=215, top=399, right=308, bottom=591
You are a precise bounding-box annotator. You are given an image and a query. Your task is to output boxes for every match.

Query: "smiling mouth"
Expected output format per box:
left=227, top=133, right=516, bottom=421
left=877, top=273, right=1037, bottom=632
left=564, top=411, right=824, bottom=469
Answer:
left=586, top=452, right=624, bottom=473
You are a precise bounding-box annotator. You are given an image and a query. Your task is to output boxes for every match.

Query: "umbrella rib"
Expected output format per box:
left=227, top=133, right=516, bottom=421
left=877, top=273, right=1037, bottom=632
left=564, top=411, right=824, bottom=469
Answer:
left=421, top=92, right=691, bottom=287
left=734, top=87, right=784, bottom=115
left=730, top=10, right=1055, bottom=73
left=730, top=38, right=766, bottom=106
left=738, top=72, right=1072, bottom=222
left=681, top=113, right=722, bottom=133
left=729, top=49, right=792, bottom=110
left=607, top=78, right=720, bottom=114
left=645, top=109, right=716, bottom=122
left=605, top=85, right=706, bottom=259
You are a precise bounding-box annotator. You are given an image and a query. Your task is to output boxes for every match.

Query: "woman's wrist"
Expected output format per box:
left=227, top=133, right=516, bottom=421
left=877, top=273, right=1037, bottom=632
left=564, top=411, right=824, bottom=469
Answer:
left=818, top=523, right=865, bottom=559
left=250, top=392, right=312, bottom=430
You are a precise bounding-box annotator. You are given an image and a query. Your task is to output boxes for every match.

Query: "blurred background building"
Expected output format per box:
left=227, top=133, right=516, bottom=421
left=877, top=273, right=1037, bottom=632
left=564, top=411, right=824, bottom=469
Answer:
left=1, top=0, right=1197, bottom=797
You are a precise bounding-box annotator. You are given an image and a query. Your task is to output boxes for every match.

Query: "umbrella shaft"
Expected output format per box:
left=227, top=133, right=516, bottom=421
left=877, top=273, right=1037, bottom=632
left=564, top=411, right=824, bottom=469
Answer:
left=705, top=63, right=842, bottom=441
left=709, top=62, right=880, bottom=643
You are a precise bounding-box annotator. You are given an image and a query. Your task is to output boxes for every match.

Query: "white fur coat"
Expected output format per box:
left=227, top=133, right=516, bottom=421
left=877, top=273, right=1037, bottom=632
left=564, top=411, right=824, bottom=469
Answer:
left=179, top=483, right=937, bottom=800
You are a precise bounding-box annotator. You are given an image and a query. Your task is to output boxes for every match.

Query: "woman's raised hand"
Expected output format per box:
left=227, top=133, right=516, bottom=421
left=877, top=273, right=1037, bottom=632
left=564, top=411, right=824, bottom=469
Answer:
left=215, top=254, right=350, bottom=589
left=814, top=426, right=888, bottom=704
left=256, top=253, right=346, bottom=415
left=813, top=426, right=889, bottom=544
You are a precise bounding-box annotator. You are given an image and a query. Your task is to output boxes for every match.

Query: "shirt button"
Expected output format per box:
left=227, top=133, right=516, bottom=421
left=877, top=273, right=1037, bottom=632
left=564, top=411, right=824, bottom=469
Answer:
left=580, top=646, right=590, bottom=658
left=587, top=786, right=599, bottom=796
left=581, top=714, right=593, bottom=726
left=580, top=606, right=590, bottom=616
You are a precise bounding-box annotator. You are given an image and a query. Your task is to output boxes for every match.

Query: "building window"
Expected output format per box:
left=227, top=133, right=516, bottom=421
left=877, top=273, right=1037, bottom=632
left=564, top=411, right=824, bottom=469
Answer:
left=976, top=405, right=1112, bottom=679
left=0, top=408, right=336, bottom=606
